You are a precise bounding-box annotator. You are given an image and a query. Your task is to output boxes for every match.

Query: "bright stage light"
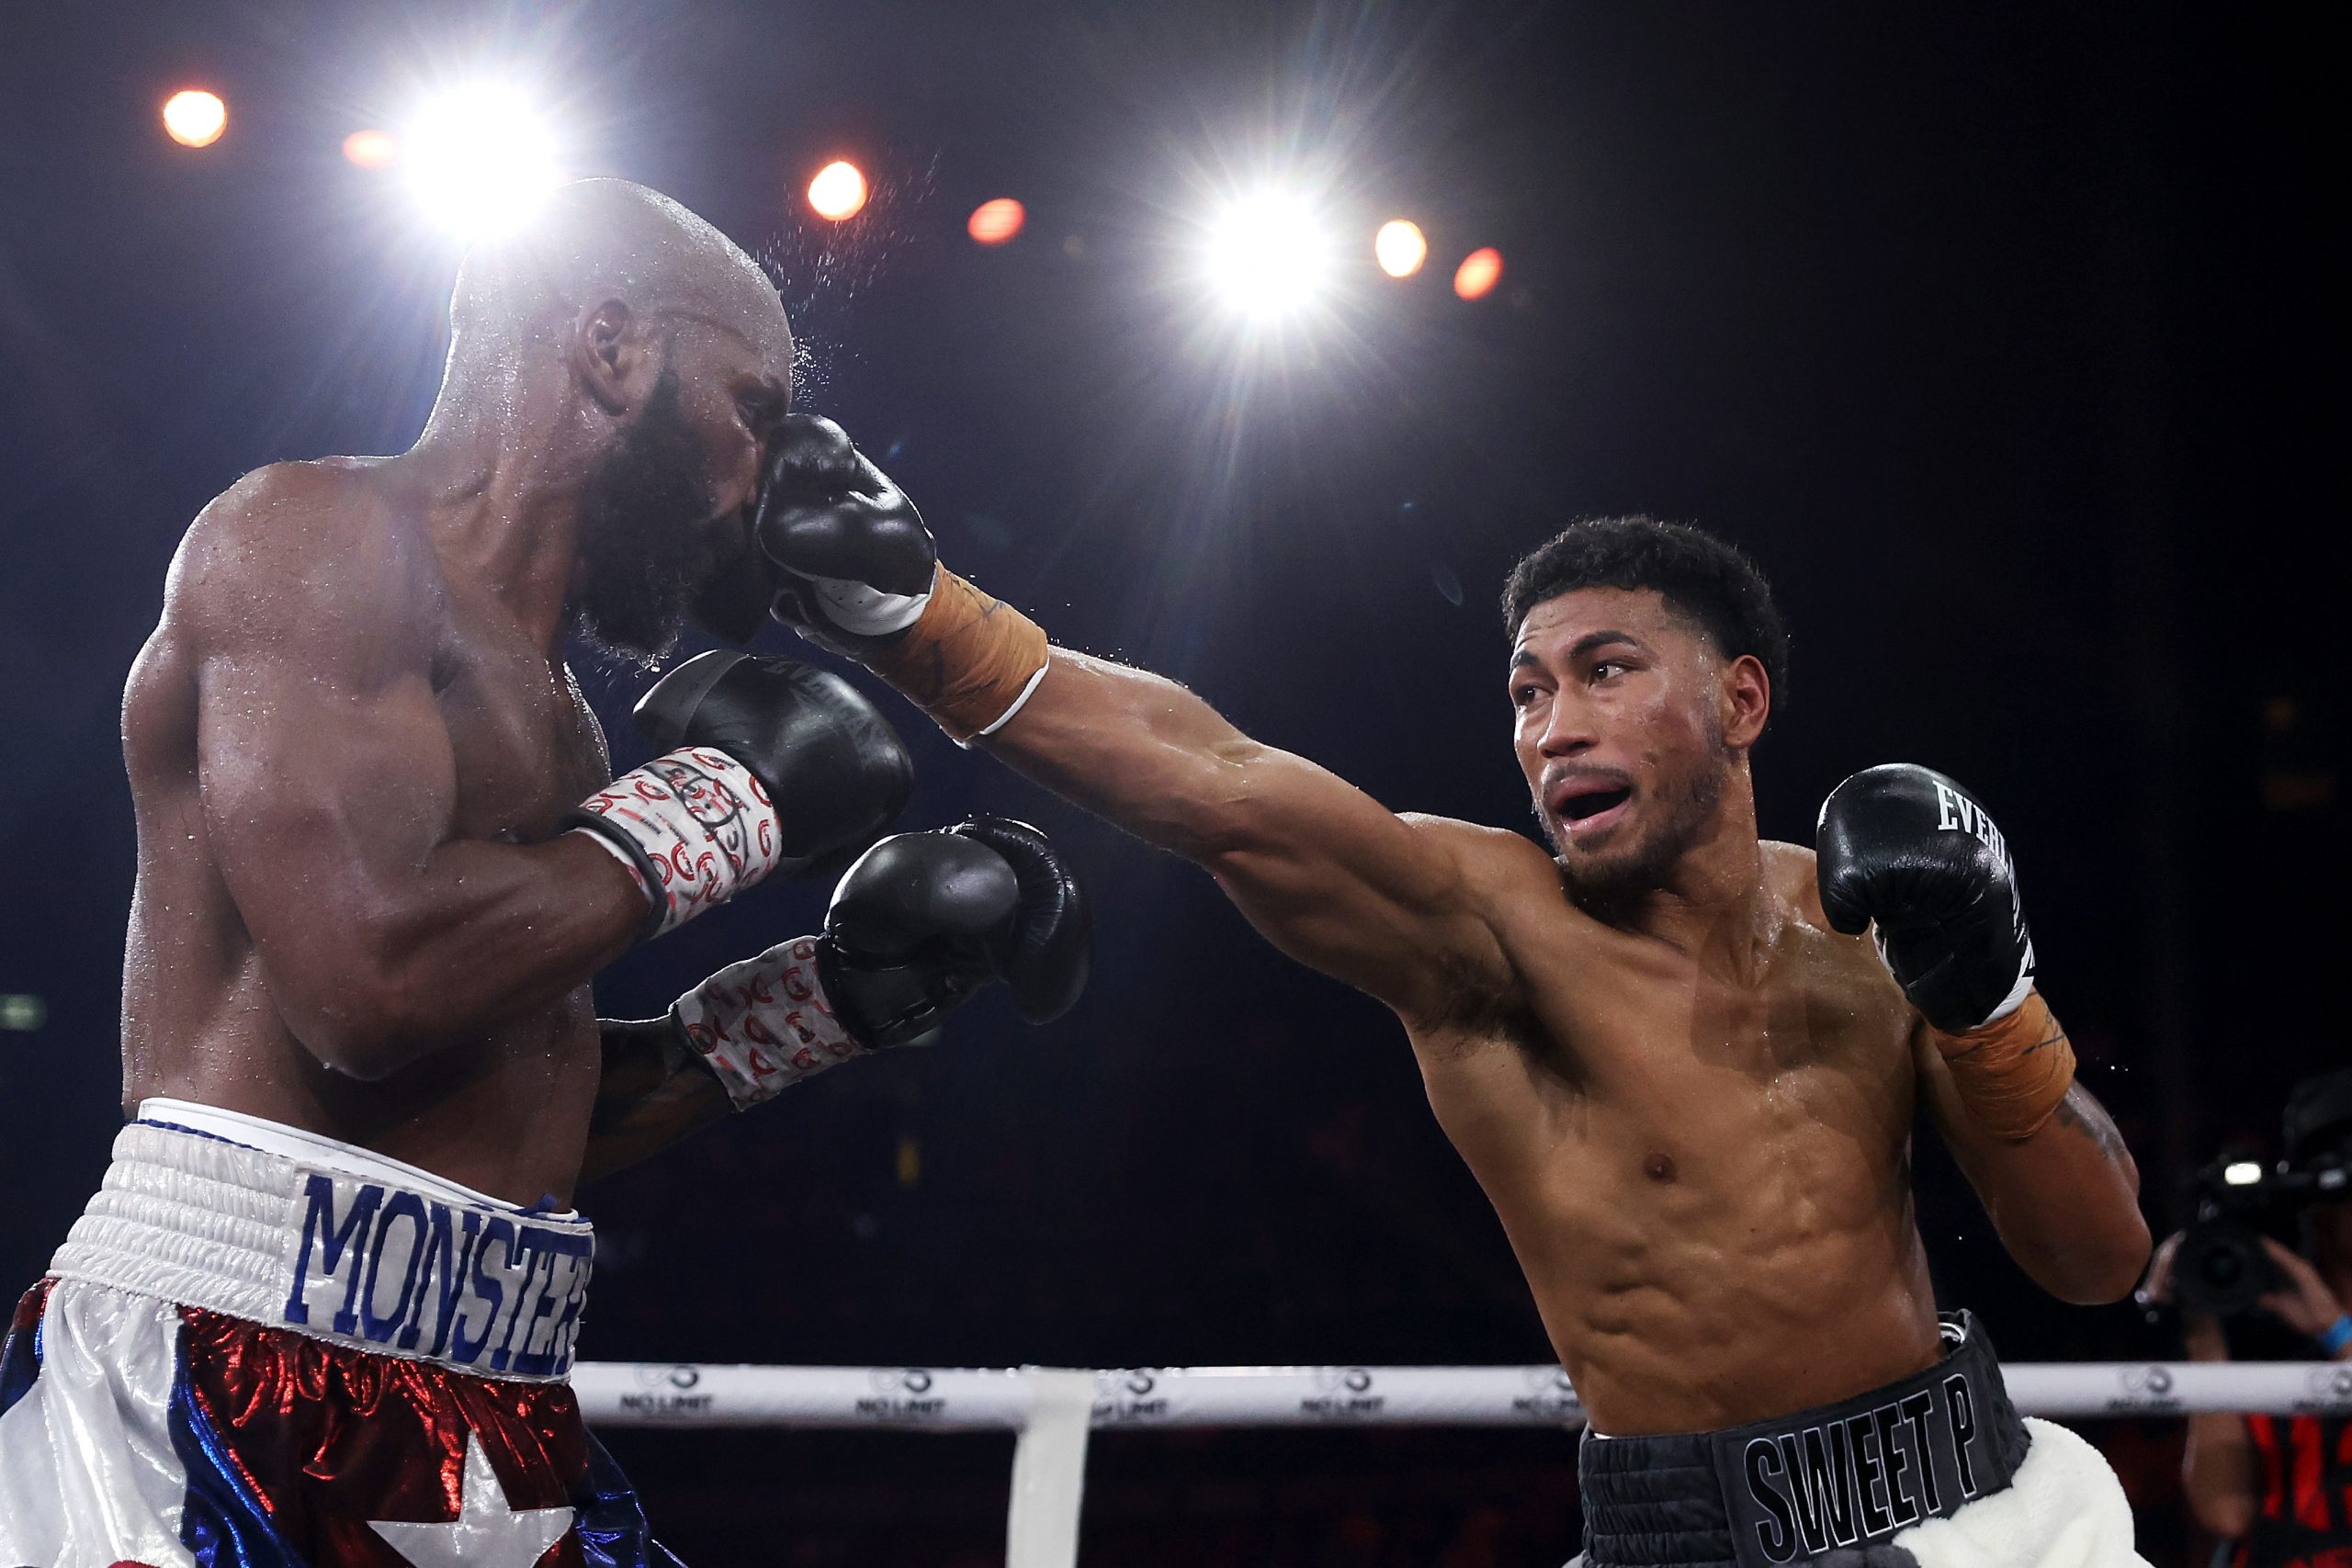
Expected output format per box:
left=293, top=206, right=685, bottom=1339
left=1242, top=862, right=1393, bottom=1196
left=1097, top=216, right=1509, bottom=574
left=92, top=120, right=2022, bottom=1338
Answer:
left=1453, top=246, right=1503, bottom=300
left=1374, top=220, right=1427, bottom=279
left=808, top=161, right=868, bottom=221
left=968, top=197, right=1025, bottom=245
left=162, top=90, right=227, bottom=149
left=401, top=85, right=562, bottom=238
left=1203, top=192, right=1331, bottom=320
left=343, top=129, right=398, bottom=169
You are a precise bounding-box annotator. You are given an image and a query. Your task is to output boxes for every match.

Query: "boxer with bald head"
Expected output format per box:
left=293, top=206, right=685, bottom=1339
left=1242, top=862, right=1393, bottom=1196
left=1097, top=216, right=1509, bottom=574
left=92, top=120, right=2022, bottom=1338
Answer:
left=0, top=182, right=1088, bottom=1563
left=757, top=422, right=2154, bottom=1568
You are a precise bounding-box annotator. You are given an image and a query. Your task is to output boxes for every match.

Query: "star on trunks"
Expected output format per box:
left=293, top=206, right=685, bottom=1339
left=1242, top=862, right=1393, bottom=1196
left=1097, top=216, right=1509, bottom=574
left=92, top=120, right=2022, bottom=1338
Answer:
left=368, top=1430, right=574, bottom=1568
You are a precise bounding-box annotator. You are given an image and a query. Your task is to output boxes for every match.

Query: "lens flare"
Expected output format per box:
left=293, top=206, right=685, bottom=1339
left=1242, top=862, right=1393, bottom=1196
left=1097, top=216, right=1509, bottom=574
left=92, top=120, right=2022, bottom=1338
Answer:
left=967, top=197, right=1026, bottom=245
left=1374, top=220, right=1427, bottom=279
left=402, top=85, right=562, bottom=237
left=162, top=90, right=227, bottom=149
left=1453, top=246, right=1504, bottom=301
left=808, top=161, right=869, bottom=221
left=342, top=129, right=398, bottom=169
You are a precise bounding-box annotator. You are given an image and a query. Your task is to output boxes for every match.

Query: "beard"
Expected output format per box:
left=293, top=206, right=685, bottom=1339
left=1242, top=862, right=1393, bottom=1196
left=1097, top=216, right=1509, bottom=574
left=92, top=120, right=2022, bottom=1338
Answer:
left=569, top=364, right=716, bottom=667
left=1543, top=716, right=1730, bottom=915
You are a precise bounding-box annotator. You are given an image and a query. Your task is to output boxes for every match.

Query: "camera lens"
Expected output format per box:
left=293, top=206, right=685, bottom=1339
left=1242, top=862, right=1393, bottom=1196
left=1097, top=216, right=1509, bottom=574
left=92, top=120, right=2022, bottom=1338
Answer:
left=2174, top=1222, right=2276, bottom=1317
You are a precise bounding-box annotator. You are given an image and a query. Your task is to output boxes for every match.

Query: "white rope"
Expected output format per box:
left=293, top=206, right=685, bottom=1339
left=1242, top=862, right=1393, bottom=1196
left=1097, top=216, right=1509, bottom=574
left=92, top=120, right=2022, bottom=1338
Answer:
left=572, top=1359, right=2352, bottom=1429
left=571, top=1360, right=2352, bottom=1568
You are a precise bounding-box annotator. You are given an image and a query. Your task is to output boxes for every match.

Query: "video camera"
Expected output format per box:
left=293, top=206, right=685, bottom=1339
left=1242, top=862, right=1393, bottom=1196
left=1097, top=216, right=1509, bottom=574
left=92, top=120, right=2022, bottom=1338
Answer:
left=2171, top=1070, right=2352, bottom=1318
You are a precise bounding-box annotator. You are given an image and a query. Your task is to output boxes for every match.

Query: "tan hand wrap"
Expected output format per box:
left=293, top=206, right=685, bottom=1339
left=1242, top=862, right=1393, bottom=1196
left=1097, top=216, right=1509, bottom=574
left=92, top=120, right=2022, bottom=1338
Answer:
left=1929, top=990, right=2076, bottom=1140
left=865, top=568, right=1050, bottom=743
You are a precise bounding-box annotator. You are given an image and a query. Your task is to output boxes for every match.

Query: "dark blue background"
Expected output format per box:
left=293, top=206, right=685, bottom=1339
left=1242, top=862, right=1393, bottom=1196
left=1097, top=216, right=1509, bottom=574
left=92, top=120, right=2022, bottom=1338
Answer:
left=2, top=4, right=2339, bottom=1561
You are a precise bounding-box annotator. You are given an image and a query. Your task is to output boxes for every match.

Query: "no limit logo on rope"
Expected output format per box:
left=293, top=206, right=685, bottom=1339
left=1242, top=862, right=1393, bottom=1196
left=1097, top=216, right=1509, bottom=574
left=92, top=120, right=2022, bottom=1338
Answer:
left=617, top=1364, right=712, bottom=1418
left=1299, top=1368, right=1384, bottom=1421
left=1092, top=1369, right=1170, bottom=1425
left=858, top=1368, right=948, bottom=1422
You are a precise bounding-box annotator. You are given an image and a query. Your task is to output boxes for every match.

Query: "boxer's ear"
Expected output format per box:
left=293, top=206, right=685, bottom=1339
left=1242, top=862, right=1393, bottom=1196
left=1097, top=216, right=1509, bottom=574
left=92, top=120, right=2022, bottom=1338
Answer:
left=575, top=297, right=649, bottom=414
left=1722, top=651, right=1771, bottom=750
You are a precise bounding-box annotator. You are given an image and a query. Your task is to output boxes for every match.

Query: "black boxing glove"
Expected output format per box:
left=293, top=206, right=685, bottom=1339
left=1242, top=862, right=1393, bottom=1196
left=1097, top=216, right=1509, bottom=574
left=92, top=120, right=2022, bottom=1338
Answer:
left=754, top=413, right=940, bottom=642
left=818, top=817, right=1091, bottom=1046
left=1818, top=763, right=2076, bottom=1140
left=1815, top=762, right=2034, bottom=1033
left=659, top=818, right=1091, bottom=1108
left=757, top=415, right=1053, bottom=744
left=567, top=652, right=912, bottom=938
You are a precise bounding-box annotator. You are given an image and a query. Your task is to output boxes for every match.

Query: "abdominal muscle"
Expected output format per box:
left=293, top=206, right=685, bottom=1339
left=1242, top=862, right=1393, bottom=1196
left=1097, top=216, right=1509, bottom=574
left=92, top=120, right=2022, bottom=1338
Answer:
left=1522, top=1194, right=1944, bottom=1436
left=1434, top=1044, right=1946, bottom=1437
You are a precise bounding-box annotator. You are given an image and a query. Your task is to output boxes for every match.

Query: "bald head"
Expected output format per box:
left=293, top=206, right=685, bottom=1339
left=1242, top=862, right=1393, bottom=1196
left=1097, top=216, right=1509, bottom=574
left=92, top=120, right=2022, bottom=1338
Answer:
left=436, top=178, right=792, bottom=416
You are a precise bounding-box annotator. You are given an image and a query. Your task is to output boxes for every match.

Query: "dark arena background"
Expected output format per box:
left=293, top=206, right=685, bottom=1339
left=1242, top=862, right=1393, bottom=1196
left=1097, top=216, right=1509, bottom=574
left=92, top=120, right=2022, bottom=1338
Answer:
left=1, top=4, right=2343, bottom=1564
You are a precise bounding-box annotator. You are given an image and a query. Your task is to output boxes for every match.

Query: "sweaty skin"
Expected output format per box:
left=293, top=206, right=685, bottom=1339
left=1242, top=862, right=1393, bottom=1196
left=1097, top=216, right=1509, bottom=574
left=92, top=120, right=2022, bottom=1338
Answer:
left=976, top=584, right=2149, bottom=1435
left=117, top=182, right=796, bottom=1206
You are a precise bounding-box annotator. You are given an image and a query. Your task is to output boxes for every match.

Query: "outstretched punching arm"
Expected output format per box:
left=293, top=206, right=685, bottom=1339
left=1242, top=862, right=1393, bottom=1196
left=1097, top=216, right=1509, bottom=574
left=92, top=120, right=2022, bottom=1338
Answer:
left=752, top=417, right=1519, bottom=1028
left=985, top=649, right=1515, bottom=1025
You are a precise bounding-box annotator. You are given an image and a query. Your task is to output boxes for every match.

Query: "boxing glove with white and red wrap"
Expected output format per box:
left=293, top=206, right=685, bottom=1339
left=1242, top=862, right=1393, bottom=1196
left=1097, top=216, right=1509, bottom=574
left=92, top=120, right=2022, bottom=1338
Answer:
left=566, top=651, right=913, bottom=938
left=665, top=817, right=1091, bottom=1109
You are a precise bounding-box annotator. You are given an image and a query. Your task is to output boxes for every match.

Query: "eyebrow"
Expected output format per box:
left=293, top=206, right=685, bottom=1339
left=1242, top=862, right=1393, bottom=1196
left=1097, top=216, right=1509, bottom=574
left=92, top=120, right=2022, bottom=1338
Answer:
left=1510, top=628, right=1646, bottom=673
left=1569, top=629, right=1645, bottom=660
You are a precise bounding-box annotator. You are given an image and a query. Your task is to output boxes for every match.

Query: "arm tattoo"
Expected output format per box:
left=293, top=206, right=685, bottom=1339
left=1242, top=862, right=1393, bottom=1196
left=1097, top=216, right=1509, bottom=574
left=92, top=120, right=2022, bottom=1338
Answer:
left=2051, top=1089, right=2129, bottom=1164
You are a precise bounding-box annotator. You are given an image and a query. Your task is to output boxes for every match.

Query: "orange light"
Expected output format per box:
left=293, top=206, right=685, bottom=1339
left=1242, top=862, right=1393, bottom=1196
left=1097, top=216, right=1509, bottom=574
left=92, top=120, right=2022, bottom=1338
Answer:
left=808, top=161, right=868, bottom=221
left=967, top=197, right=1025, bottom=245
left=1374, top=220, right=1427, bottom=278
left=162, top=90, right=227, bottom=149
left=1453, top=246, right=1503, bottom=300
left=342, top=129, right=398, bottom=169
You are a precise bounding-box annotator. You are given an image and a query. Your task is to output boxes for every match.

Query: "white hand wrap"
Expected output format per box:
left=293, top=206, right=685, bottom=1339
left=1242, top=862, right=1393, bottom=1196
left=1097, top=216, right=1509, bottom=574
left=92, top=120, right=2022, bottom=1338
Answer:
left=570, top=747, right=785, bottom=938
left=671, top=937, right=866, bottom=1110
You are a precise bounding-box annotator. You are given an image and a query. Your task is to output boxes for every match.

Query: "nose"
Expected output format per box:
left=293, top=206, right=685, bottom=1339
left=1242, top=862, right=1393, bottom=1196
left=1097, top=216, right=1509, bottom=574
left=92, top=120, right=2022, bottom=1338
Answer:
left=1536, top=688, right=1598, bottom=759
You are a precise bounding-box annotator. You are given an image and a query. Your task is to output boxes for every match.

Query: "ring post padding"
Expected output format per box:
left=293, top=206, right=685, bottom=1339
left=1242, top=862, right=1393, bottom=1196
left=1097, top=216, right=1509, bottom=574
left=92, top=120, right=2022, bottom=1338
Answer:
left=1005, top=1368, right=1093, bottom=1568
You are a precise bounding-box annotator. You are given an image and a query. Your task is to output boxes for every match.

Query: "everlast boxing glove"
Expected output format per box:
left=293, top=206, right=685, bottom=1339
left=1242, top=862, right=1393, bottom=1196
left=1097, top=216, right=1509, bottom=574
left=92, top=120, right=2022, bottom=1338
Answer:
left=566, top=652, right=913, bottom=939
left=661, top=818, right=1091, bottom=1108
left=1816, top=763, right=2074, bottom=1138
left=756, top=415, right=1049, bottom=744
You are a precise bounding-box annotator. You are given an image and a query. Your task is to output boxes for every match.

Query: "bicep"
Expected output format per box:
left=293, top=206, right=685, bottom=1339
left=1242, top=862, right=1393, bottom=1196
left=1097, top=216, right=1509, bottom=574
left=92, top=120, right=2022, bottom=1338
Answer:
left=181, top=488, right=455, bottom=1007
left=989, top=648, right=1515, bottom=1022
left=198, top=649, right=458, bottom=963
left=1202, top=750, right=1512, bottom=1023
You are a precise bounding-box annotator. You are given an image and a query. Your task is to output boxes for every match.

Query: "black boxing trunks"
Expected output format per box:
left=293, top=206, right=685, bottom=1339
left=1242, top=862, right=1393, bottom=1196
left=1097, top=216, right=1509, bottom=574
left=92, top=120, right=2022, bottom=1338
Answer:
left=1570, top=1314, right=2146, bottom=1568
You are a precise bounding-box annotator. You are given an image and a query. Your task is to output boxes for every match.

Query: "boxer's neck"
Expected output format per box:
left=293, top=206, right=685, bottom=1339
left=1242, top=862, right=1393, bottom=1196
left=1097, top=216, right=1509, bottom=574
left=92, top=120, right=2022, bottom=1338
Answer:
left=401, top=400, right=598, bottom=654
left=1611, top=768, right=1774, bottom=981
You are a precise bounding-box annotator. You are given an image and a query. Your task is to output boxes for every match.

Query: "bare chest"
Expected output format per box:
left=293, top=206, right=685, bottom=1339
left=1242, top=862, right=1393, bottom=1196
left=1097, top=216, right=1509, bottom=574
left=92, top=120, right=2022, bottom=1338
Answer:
left=431, top=629, right=611, bottom=843
left=1420, top=916, right=1919, bottom=1189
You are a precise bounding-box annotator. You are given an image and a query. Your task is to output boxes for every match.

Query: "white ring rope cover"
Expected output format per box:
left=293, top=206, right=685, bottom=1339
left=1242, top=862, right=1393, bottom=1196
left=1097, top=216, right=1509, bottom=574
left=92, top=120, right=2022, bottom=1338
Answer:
left=572, top=1360, right=2352, bottom=1568
left=575, top=1359, right=2352, bottom=1430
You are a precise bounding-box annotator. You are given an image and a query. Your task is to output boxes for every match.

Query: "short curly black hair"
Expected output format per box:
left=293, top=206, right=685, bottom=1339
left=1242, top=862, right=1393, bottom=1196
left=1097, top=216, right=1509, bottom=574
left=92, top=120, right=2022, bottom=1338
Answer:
left=1501, top=515, right=1789, bottom=712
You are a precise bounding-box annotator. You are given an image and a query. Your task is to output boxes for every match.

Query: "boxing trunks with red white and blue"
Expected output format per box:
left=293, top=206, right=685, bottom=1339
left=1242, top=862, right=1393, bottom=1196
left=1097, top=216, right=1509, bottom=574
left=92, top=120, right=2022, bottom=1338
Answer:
left=0, top=1103, right=683, bottom=1568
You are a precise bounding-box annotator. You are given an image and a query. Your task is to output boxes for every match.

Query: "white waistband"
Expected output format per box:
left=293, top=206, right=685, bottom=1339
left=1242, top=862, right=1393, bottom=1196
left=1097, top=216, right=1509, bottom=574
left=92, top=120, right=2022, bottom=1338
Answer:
left=135, top=1098, right=575, bottom=1218
left=49, top=1120, right=594, bottom=1383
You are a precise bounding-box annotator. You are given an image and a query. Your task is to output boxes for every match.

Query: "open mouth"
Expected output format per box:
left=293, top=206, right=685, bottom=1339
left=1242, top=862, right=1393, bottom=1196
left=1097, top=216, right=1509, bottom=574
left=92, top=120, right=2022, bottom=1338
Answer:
left=1560, top=786, right=1631, bottom=821
left=1549, top=780, right=1634, bottom=836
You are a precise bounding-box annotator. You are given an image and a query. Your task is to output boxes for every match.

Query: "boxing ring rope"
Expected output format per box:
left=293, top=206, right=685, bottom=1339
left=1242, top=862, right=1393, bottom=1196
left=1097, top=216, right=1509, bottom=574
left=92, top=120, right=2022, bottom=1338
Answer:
left=573, top=1360, right=2352, bottom=1568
